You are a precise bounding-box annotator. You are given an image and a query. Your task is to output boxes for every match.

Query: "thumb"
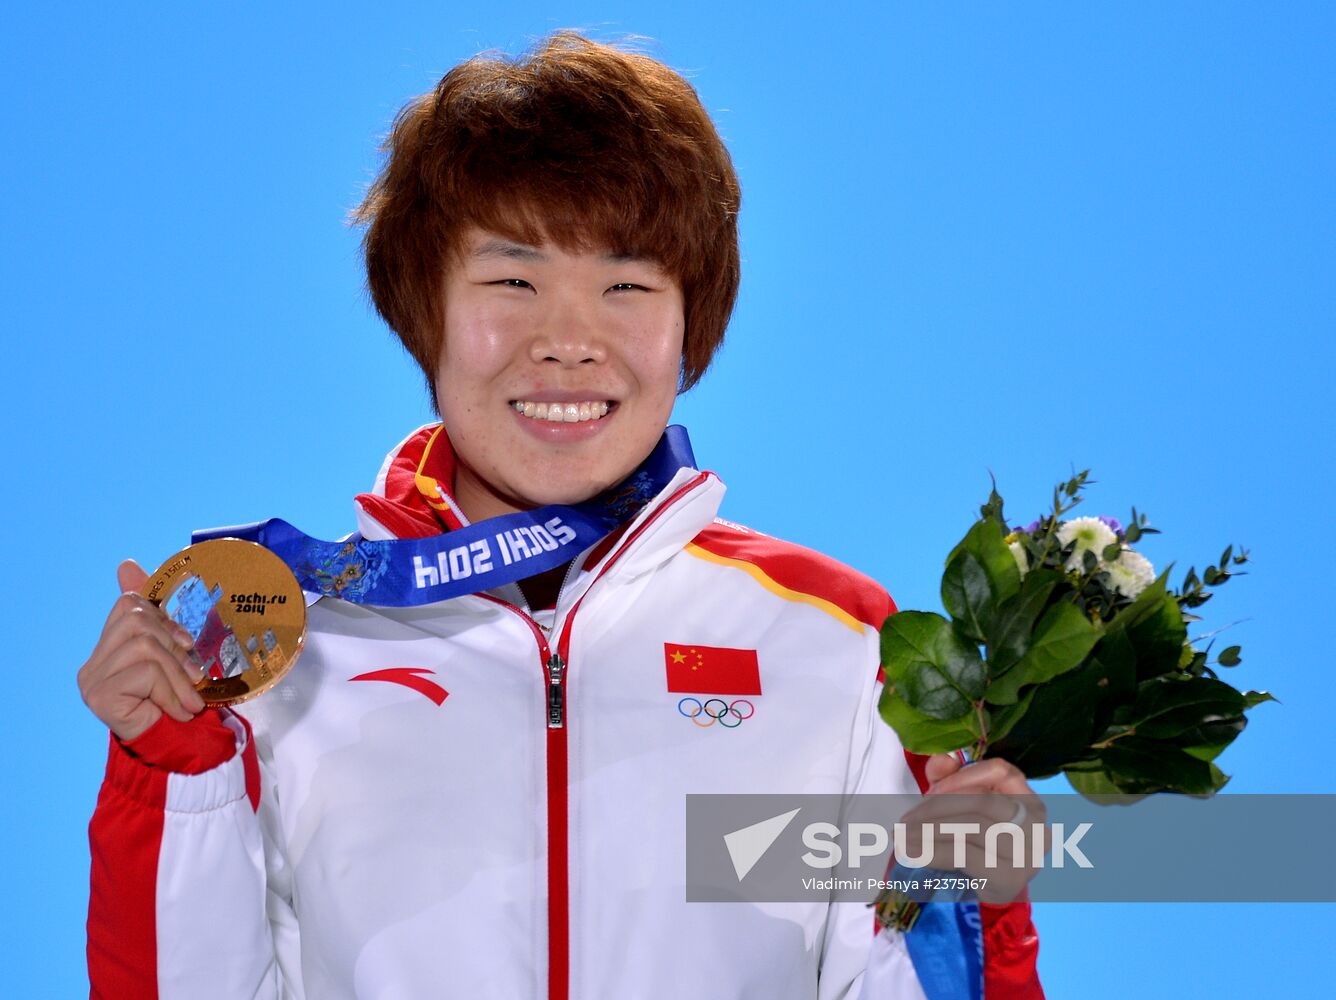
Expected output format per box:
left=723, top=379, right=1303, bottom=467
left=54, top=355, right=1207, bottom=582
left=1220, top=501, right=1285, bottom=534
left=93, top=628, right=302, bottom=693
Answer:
left=117, top=559, right=150, bottom=595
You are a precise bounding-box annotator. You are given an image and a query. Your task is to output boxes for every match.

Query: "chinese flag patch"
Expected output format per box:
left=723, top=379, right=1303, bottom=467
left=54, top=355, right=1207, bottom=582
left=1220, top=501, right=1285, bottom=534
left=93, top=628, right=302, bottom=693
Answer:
left=664, top=643, right=762, bottom=695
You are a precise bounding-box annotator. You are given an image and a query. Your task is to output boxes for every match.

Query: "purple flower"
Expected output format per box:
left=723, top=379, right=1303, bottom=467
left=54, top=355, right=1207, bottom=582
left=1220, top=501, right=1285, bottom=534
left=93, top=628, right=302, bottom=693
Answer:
left=1098, top=515, right=1124, bottom=539
left=1020, top=519, right=1042, bottom=535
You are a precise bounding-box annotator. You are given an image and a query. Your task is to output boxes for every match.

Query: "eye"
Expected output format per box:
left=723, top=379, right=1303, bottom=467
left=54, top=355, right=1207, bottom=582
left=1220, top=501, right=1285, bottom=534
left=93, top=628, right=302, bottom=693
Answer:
left=490, top=278, right=534, bottom=290
left=607, top=282, right=648, bottom=293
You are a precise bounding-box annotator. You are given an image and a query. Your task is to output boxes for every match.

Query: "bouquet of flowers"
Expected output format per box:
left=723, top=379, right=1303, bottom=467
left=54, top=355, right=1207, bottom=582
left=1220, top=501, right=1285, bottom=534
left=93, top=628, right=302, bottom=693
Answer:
left=878, top=471, right=1270, bottom=796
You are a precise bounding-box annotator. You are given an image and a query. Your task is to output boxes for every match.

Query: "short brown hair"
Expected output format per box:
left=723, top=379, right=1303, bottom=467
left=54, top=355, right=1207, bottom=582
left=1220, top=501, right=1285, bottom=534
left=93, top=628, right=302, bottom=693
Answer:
left=352, top=32, right=741, bottom=405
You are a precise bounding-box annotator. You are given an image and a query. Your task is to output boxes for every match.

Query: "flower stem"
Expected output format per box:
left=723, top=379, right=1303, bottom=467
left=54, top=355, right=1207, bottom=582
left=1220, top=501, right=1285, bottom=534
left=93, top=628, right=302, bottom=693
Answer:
left=971, top=700, right=989, bottom=761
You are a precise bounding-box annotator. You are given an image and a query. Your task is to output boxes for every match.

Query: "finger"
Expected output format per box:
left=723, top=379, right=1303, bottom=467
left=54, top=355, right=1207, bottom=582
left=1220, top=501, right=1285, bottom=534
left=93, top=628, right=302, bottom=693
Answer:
left=82, top=657, right=194, bottom=741
left=96, top=631, right=206, bottom=714
left=98, top=591, right=197, bottom=654
left=924, top=753, right=963, bottom=788
left=900, top=836, right=1037, bottom=902
left=934, top=841, right=1031, bottom=903
left=929, top=758, right=1031, bottom=796
left=97, top=591, right=193, bottom=651
left=904, top=799, right=1049, bottom=848
left=83, top=595, right=202, bottom=719
left=902, top=792, right=1025, bottom=828
left=915, top=827, right=1040, bottom=866
left=145, top=661, right=201, bottom=723
left=117, top=559, right=150, bottom=595
left=925, top=760, right=1049, bottom=829
left=102, top=661, right=198, bottom=730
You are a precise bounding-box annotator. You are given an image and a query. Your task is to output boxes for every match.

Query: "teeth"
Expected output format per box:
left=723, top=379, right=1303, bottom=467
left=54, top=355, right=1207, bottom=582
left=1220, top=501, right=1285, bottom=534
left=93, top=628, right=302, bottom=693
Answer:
left=511, top=400, right=611, bottom=423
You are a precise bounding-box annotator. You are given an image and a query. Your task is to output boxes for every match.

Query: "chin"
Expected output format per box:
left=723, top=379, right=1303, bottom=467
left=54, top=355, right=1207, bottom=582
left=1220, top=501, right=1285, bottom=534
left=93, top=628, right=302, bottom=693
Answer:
left=513, top=458, right=633, bottom=508
left=528, top=481, right=614, bottom=507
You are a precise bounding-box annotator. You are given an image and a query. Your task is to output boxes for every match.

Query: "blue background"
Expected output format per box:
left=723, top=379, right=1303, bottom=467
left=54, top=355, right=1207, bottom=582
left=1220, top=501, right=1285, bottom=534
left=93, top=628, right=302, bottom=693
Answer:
left=4, top=2, right=1333, bottom=994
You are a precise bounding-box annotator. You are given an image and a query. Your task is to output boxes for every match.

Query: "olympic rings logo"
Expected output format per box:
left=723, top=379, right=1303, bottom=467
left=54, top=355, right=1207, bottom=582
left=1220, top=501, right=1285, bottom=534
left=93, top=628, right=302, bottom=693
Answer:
left=677, top=697, right=756, bottom=729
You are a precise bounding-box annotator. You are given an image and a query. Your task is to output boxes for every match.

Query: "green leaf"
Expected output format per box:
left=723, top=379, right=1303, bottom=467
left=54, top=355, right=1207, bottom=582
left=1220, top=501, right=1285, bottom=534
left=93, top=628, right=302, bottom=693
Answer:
left=1180, top=742, right=1231, bottom=762
left=941, top=550, right=993, bottom=642
left=1172, top=713, right=1247, bottom=759
left=881, top=612, right=986, bottom=720
left=1124, top=677, right=1246, bottom=740
left=1104, top=572, right=1169, bottom=634
left=985, top=662, right=1106, bottom=778
left=1065, top=767, right=1134, bottom=799
left=1119, top=585, right=1188, bottom=681
left=979, top=475, right=1006, bottom=527
left=985, top=688, right=1037, bottom=744
left=985, top=601, right=1100, bottom=704
left=986, top=570, right=1060, bottom=678
left=1243, top=690, right=1277, bottom=709
left=1084, top=629, right=1138, bottom=733
left=878, top=687, right=975, bottom=755
left=1099, top=739, right=1228, bottom=796
left=1217, top=645, right=1242, bottom=667
left=942, top=518, right=1021, bottom=637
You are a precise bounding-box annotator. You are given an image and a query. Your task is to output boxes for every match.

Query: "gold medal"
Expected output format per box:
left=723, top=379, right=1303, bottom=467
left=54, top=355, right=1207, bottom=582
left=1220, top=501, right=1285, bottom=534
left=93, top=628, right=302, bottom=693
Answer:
left=142, top=538, right=307, bottom=706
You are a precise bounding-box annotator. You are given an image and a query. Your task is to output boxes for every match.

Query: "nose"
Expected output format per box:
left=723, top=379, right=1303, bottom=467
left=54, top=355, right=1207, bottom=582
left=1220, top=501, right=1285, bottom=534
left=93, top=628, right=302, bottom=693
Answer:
left=528, top=291, right=608, bottom=366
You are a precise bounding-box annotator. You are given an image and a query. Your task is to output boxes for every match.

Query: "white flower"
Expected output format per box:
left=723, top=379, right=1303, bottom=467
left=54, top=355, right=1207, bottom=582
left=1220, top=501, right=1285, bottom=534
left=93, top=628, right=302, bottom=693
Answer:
left=1008, top=540, right=1029, bottom=578
left=1057, top=516, right=1118, bottom=573
left=1107, top=549, right=1156, bottom=599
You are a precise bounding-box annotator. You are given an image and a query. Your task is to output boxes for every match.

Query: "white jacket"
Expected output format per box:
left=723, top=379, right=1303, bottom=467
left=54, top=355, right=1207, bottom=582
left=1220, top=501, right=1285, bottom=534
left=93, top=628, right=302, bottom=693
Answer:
left=87, top=424, right=1042, bottom=999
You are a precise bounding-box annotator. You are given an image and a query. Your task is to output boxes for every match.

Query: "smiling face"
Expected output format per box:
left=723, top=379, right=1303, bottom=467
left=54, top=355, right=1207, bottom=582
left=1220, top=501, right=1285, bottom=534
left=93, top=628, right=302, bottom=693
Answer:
left=435, top=227, right=686, bottom=523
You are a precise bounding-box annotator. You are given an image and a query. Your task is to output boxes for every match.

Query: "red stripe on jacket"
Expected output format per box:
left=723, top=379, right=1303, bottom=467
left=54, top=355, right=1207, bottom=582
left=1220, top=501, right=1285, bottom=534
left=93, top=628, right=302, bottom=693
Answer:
left=688, top=521, right=899, bottom=629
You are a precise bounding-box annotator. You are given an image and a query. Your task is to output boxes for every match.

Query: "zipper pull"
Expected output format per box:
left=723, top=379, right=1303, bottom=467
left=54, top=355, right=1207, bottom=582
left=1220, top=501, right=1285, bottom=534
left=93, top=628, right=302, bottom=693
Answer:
left=546, top=653, right=566, bottom=729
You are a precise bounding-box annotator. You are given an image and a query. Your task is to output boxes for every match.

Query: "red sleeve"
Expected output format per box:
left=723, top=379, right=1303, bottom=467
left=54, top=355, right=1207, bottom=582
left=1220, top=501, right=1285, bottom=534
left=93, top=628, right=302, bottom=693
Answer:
left=981, top=894, right=1044, bottom=999
left=86, top=710, right=255, bottom=998
left=116, top=708, right=239, bottom=773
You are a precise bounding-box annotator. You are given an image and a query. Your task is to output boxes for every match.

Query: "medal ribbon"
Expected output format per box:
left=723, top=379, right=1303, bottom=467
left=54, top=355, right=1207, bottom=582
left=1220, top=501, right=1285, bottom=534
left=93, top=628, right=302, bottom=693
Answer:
left=192, top=426, right=696, bottom=607
left=890, top=863, right=985, bottom=1000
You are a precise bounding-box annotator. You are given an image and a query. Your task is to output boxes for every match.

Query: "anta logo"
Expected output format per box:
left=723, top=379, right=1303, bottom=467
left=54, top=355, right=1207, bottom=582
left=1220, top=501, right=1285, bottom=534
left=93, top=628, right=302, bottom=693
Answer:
left=350, top=667, right=449, bottom=706
left=665, top=643, right=761, bottom=729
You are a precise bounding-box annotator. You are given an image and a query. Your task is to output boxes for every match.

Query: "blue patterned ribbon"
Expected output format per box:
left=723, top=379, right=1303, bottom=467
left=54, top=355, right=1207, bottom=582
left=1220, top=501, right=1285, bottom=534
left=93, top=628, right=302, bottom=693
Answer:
left=192, top=426, right=696, bottom=607
left=890, top=863, right=985, bottom=1000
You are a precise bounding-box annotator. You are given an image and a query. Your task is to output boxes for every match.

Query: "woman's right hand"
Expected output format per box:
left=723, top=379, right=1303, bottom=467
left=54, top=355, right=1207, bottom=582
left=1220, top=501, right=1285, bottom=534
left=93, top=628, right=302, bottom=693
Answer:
left=78, top=560, right=207, bottom=742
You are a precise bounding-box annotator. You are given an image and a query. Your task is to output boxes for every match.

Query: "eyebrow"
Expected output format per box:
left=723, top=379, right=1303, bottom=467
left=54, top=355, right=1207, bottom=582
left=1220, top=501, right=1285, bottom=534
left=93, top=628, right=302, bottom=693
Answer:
left=468, top=239, right=653, bottom=267
left=470, top=239, right=548, bottom=263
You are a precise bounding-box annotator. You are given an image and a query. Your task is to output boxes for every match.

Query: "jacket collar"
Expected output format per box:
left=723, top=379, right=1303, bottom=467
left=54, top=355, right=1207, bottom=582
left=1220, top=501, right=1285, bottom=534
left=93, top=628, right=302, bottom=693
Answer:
left=353, top=424, right=725, bottom=577
left=354, top=424, right=467, bottom=540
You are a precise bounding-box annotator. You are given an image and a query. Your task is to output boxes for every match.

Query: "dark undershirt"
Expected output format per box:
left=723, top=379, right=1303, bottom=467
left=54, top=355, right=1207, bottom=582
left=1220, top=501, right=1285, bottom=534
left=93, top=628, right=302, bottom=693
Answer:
left=517, top=561, right=568, bottom=614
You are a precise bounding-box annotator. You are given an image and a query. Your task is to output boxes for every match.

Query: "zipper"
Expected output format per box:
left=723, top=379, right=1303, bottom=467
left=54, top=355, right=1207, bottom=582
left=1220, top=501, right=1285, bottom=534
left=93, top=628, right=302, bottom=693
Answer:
left=546, top=653, right=566, bottom=728
left=476, top=594, right=570, bottom=1000
left=479, top=469, right=713, bottom=1000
